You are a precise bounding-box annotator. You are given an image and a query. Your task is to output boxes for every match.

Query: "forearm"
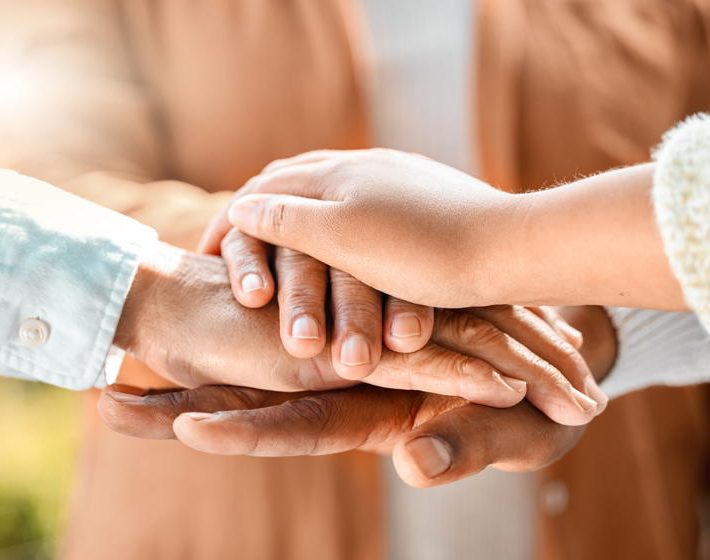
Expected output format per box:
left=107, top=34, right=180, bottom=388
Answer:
left=489, top=164, right=686, bottom=309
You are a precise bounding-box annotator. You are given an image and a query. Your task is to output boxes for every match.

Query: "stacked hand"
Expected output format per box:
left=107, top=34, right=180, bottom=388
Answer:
left=105, top=301, right=615, bottom=487
left=113, top=243, right=606, bottom=424
left=104, top=149, right=616, bottom=486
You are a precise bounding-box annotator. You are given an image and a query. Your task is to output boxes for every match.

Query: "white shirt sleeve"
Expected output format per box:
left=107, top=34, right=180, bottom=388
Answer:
left=0, top=170, right=157, bottom=390
left=601, top=307, right=710, bottom=399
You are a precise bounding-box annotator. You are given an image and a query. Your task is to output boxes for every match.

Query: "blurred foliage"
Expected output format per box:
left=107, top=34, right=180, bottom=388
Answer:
left=0, top=378, right=82, bottom=560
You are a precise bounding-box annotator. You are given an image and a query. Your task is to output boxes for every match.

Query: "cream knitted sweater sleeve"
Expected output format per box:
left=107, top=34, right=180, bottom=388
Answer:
left=601, top=115, right=710, bottom=399
left=653, top=113, right=710, bottom=333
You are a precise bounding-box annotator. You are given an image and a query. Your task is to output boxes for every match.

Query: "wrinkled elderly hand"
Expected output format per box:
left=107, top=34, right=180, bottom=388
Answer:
left=102, top=306, right=615, bottom=487
left=99, top=385, right=582, bottom=487
left=200, top=180, right=437, bottom=382
left=115, top=242, right=607, bottom=425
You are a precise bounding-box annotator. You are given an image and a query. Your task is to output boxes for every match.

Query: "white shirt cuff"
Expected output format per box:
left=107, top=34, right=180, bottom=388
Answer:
left=0, top=170, right=158, bottom=390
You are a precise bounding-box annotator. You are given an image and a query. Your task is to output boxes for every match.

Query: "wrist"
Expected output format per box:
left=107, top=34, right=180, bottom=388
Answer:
left=463, top=190, right=533, bottom=306
left=114, top=241, right=186, bottom=359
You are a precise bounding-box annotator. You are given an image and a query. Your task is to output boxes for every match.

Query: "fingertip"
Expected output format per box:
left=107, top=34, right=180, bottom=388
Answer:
left=282, top=314, right=326, bottom=359
left=384, top=313, right=429, bottom=353
left=584, top=377, right=610, bottom=415
left=384, top=305, right=434, bottom=354
left=173, top=412, right=227, bottom=454
left=333, top=334, right=378, bottom=380
left=536, top=391, right=597, bottom=427
left=557, top=320, right=584, bottom=349
left=232, top=272, right=274, bottom=308
left=392, top=436, right=453, bottom=488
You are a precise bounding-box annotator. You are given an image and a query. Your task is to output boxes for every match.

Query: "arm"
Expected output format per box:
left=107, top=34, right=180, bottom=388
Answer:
left=0, top=170, right=601, bottom=423
left=499, top=163, right=684, bottom=309
left=497, top=114, right=710, bottom=320
left=0, top=171, right=156, bottom=389
left=221, top=148, right=694, bottom=311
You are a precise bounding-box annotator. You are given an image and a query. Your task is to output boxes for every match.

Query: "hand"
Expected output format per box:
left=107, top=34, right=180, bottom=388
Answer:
left=98, top=385, right=582, bottom=487
left=224, top=156, right=685, bottom=310
left=199, top=150, right=582, bottom=379
left=113, top=242, right=607, bottom=425
left=217, top=149, right=517, bottom=308
left=100, top=306, right=615, bottom=487
left=200, top=196, right=435, bottom=380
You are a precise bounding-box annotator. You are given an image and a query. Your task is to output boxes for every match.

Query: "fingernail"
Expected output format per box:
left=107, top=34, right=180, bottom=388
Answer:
left=107, top=391, right=144, bottom=404
left=340, top=335, right=371, bottom=366
left=557, top=320, right=583, bottom=346
left=291, top=315, right=320, bottom=340
left=390, top=313, right=422, bottom=338
left=241, top=273, right=264, bottom=293
left=584, top=377, right=609, bottom=414
left=572, top=387, right=598, bottom=413
left=494, top=372, right=527, bottom=393
left=181, top=412, right=216, bottom=422
left=405, top=436, right=452, bottom=479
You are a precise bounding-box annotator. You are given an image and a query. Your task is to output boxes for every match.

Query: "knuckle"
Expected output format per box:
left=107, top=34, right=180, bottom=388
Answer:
left=222, top=234, right=263, bottom=268
left=264, top=200, right=287, bottom=235
left=333, top=295, right=380, bottom=321
left=284, top=396, right=337, bottom=429
left=279, top=287, right=324, bottom=315
left=455, top=356, right=488, bottom=379
left=160, top=390, right=191, bottom=412
left=262, top=157, right=288, bottom=173
left=276, top=247, right=325, bottom=271
left=277, top=248, right=322, bottom=271
left=455, top=316, right=504, bottom=348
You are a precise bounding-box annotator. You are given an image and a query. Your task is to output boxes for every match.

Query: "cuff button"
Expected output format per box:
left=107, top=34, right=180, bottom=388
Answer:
left=19, top=318, right=51, bottom=347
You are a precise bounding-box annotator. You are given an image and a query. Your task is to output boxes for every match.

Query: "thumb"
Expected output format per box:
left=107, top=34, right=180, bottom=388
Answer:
left=228, top=193, right=337, bottom=257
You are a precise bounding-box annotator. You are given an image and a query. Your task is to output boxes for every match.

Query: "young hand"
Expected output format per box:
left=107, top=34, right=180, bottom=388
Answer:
left=215, top=149, right=515, bottom=308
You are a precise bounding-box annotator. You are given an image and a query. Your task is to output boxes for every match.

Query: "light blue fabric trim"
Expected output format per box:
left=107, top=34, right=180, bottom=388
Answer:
left=0, top=170, right=157, bottom=390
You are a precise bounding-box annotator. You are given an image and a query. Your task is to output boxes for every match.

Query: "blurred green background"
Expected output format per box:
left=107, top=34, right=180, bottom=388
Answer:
left=0, top=378, right=82, bottom=560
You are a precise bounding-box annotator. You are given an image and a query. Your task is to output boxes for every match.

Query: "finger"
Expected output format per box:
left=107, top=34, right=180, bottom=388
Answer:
left=393, top=401, right=584, bottom=488
left=220, top=228, right=275, bottom=308
left=383, top=297, right=434, bottom=353
left=366, top=343, right=527, bottom=407
left=98, top=385, right=280, bottom=439
left=198, top=204, right=232, bottom=255
left=474, top=306, right=608, bottom=415
left=242, top=160, right=344, bottom=200
left=328, top=268, right=383, bottom=379
left=260, top=150, right=344, bottom=175
left=432, top=309, right=597, bottom=426
left=229, top=193, right=343, bottom=264
left=275, top=247, right=328, bottom=358
left=172, top=386, right=420, bottom=456
left=528, top=306, right=584, bottom=349
left=198, top=159, right=331, bottom=255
